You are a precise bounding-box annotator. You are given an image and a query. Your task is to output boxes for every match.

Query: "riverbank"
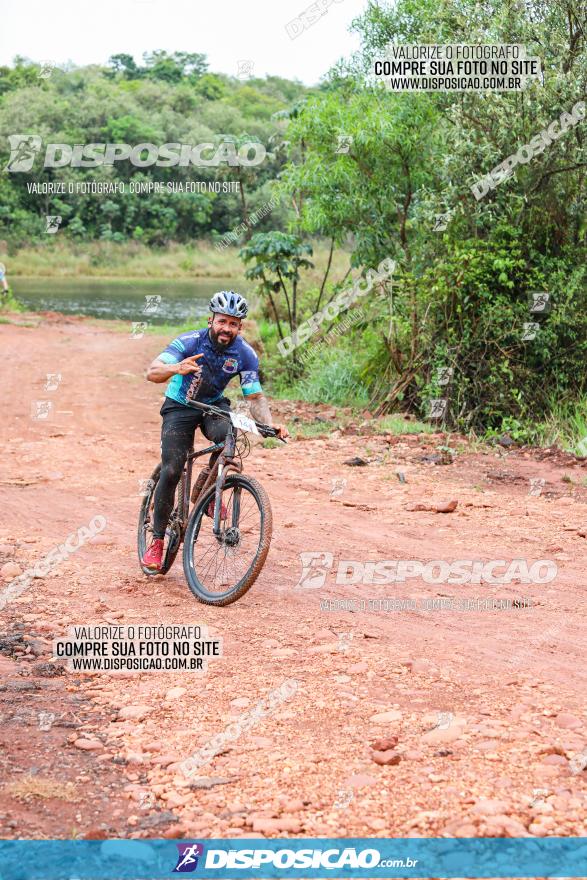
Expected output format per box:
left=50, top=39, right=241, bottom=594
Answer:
left=0, top=239, right=348, bottom=281
left=1, top=240, right=245, bottom=279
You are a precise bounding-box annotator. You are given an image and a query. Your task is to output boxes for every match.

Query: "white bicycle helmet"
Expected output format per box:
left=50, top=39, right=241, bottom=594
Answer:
left=209, top=290, right=249, bottom=318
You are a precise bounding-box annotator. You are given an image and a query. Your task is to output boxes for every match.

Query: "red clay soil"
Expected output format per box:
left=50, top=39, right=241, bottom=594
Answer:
left=0, top=314, right=585, bottom=841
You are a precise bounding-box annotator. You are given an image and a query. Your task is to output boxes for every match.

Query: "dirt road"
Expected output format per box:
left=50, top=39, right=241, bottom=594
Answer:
left=1, top=314, right=586, bottom=840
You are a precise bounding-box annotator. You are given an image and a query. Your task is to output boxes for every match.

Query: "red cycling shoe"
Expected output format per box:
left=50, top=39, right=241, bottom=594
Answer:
left=142, top=538, right=164, bottom=570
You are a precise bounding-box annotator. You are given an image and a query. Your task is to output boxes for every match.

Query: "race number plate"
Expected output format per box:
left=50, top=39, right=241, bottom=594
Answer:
left=229, top=412, right=260, bottom=435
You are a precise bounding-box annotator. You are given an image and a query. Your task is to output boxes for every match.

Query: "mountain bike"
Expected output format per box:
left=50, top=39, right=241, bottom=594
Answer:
left=137, top=400, right=285, bottom=606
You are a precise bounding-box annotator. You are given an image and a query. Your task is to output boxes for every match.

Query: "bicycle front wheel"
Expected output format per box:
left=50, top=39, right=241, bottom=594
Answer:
left=182, top=474, right=272, bottom=606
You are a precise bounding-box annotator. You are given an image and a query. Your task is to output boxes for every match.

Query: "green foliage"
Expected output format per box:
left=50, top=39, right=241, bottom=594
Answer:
left=292, top=350, right=369, bottom=406
left=377, top=415, right=433, bottom=434
left=0, top=56, right=310, bottom=248
left=275, top=0, right=587, bottom=433
left=0, top=288, right=25, bottom=313
left=240, top=232, right=314, bottom=354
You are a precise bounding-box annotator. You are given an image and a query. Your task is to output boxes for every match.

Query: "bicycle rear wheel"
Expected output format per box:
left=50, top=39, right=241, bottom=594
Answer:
left=182, top=474, right=272, bottom=605
left=137, top=464, right=182, bottom=576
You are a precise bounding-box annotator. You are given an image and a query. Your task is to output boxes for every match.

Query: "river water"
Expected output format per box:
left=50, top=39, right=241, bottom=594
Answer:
left=12, top=277, right=240, bottom=324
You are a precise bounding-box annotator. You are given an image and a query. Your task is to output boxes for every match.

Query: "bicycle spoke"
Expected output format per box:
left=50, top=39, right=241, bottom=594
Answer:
left=188, top=480, right=263, bottom=594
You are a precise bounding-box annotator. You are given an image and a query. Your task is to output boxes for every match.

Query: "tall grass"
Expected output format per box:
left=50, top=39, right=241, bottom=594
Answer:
left=534, top=396, right=587, bottom=454
left=290, top=351, right=370, bottom=407
left=4, top=240, right=245, bottom=279
left=2, top=238, right=350, bottom=281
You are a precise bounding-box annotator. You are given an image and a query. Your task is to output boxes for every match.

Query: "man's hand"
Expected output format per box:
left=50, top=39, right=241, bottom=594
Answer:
left=274, top=424, right=290, bottom=440
left=175, top=354, right=203, bottom=375
left=147, top=354, right=203, bottom=383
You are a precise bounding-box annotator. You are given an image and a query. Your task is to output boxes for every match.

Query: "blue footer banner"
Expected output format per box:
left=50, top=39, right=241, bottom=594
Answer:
left=1, top=838, right=587, bottom=879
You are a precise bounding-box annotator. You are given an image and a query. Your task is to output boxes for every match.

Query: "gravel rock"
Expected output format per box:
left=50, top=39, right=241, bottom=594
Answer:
left=555, top=713, right=582, bottom=730
left=117, top=705, right=151, bottom=722
left=73, top=738, right=103, bottom=751
left=471, top=798, right=510, bottom=816
left=370, top=736, right=399, bottom=751
left=281, top=799, right=305, bottom=813
left=231, top=697, right=250, bottom=708
left=366, top=817, right=387, bottom=831
left=372, top=750, right=401, bottom=766
left=421, top=726, right=464, bottom=745
left=370, top=710, right=402, bottom=723
left=1, top=562, right=22, bottom=579
left=252, top=817, right=301, bottom=833
left=346, top=773, right=378, bottom=789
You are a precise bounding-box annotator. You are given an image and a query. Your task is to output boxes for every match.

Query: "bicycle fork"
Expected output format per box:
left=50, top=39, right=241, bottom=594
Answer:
left=212, top=433, right=242, bottom=537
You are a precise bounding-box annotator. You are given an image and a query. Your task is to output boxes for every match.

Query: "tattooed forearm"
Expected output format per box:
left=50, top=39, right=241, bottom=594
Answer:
left=248, top=394, right=273, bottom=426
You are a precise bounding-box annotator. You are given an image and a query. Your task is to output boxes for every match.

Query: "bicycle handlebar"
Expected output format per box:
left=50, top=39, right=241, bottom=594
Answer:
left=184, top=399, right=287, bottom=443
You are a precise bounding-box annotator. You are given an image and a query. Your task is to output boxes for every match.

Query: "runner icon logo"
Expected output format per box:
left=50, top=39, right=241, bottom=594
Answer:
left=173, top=843, right=205, bottom=873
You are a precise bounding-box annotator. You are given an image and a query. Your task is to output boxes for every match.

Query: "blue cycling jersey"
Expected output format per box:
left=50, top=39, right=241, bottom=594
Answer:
left=157, top=328, right=262, bottom=406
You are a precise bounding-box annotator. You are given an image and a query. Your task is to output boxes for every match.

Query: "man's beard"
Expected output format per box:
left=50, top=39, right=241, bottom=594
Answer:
left=209, top=326, right=236, bottom=348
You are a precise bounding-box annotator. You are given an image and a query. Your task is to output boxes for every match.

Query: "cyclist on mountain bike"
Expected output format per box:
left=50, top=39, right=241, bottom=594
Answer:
left=142, top=290, right=289, bottom=571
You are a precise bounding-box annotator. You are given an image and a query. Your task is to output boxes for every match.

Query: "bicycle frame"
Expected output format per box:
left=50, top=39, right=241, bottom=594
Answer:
left=179, top=430, right=243, bottom=538
left=177, top=398, right=279, bottom=538
left=176, top=441, right=220, bottom=532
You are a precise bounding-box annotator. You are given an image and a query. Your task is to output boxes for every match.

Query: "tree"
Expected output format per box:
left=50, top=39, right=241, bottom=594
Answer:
left=276, top=0, right=587, bottom=425
left=107, top=54, right=141, bottom=79
left=240, top=232, right=314, bottom=368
